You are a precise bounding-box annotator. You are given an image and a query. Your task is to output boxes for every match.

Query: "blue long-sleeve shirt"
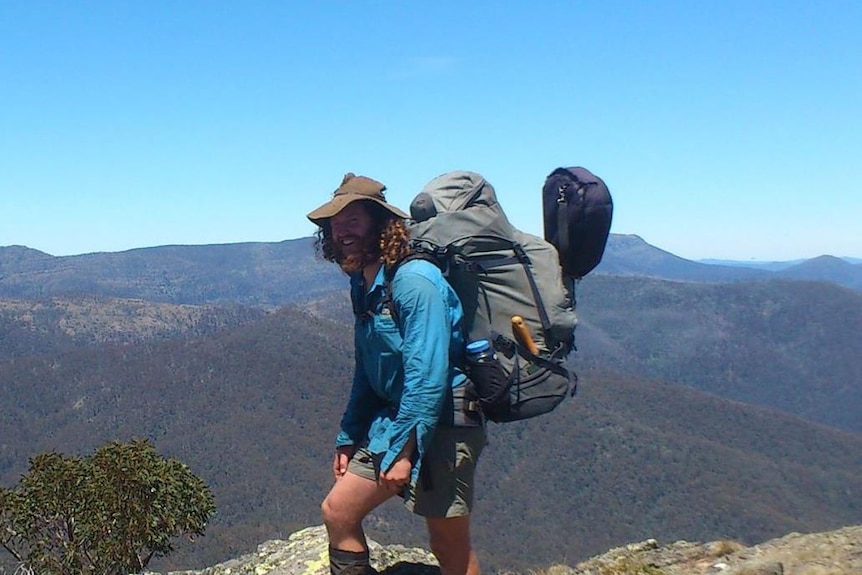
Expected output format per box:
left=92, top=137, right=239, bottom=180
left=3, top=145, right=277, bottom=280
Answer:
left=335, top=258, right=467, bottom=482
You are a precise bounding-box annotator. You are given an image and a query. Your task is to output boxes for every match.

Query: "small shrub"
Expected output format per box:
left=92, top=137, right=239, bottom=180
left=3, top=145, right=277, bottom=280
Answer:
left=0, top=439, right=215, bottom=575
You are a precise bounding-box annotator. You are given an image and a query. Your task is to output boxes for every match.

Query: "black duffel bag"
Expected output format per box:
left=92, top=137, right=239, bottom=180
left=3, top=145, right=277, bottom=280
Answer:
left=542, top=166, right=614, bottom=279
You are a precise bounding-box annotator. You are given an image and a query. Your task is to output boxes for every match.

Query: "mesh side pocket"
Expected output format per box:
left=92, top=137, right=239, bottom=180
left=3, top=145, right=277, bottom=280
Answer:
left=466, top=360, right=511, bottom=420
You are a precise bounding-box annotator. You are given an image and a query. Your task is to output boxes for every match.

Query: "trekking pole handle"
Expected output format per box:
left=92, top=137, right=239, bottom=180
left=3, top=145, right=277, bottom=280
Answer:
left=511, top=316, right=540, bottom=356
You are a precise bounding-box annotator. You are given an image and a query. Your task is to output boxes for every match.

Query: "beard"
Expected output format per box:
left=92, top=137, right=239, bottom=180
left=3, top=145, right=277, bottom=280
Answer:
left=333, top=234, right=381, bottom=274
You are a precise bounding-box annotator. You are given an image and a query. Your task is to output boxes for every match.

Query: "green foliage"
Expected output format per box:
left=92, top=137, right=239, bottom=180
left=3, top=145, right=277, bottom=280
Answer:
left=0, top=439, right=215, bottom=575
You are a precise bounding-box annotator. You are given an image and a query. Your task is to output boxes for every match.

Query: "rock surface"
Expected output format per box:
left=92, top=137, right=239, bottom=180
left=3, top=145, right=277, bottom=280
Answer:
left=564, top=524, right=861, bottom=575
left=162, top=524, right=862, bottom=575
left=166, top=526, right=438, bottom=575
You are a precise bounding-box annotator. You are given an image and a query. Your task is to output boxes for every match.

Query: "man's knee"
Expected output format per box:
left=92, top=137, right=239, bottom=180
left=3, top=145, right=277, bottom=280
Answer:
left=320, top=497, right=347, bottom=526
left=321, top=494, right=348, bottom=529
left=322, top=489, right=371, bottom=532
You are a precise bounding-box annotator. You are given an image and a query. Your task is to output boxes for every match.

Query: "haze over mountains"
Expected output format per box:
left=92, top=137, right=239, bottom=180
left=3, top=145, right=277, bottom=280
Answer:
left=1, top=234, right=861, bottom=572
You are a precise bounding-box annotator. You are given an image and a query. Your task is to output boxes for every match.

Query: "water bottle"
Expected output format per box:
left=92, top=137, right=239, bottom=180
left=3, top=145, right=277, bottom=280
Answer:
left=465, top=339, right=497, bottom=364
left=464, top=339, right=509, bottom=418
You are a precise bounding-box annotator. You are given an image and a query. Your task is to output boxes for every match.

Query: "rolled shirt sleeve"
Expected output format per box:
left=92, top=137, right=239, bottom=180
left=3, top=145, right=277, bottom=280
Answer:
left=378, top=270, right=453, bottom=478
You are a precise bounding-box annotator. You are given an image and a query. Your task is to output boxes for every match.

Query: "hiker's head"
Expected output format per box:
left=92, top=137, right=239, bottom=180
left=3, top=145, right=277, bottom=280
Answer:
left=308, top=173, right=411, bottom=273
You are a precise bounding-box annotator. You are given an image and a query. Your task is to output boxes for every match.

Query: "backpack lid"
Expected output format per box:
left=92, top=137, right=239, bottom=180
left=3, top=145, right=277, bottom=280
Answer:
left=408, top=171, right=516, bottom=251
left=410, top=171, right=499, bottom=220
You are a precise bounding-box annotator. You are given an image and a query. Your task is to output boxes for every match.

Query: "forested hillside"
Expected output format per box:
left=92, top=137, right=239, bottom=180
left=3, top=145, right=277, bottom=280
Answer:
left=0, top=297, right=267, bottom=358
left=0, top=240, right=344, bottom=306
left=3, top=238, right=861, bottom=571
left=2, top=305, right=860, bottom=573
left=574, top=275, right=862, bottom=432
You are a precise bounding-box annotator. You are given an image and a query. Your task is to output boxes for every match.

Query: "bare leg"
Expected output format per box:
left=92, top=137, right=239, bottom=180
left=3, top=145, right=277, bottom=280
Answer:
left=321, top=471, right=394, bottom=552
left=426, top=515, right=480, bottom=575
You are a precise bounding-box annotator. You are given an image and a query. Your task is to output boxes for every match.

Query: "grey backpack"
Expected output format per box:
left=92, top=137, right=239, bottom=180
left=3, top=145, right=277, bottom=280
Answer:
left=404, top=171, right=577, bottom=422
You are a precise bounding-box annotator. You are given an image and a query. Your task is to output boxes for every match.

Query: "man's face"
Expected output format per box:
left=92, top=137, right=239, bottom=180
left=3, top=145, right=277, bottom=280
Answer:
left=329, top=201, right=378, bottom=272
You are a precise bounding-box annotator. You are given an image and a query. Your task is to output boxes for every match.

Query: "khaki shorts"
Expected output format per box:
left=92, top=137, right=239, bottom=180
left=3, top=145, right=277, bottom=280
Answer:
left=347, top=426, right=486, bottom=518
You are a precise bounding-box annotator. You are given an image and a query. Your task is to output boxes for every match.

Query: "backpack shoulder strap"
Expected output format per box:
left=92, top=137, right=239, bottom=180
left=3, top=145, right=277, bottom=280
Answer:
left=350, top=274, right=369, bottom=319
left=380, top=253, right=442, bottom=326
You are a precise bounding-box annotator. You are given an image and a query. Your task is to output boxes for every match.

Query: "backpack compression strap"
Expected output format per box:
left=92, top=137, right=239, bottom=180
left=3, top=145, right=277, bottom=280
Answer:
left=512, top=243, right=553, bottom=335
left=456, top=242, right=553, bottom=339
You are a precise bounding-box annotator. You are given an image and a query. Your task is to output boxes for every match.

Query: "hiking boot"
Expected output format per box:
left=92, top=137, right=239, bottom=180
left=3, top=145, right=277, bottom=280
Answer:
left=329, top=546, right=377, bottom=575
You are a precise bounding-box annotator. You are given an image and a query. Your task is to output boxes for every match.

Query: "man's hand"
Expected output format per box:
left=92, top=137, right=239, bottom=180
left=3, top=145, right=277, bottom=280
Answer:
left=333, top=446, right=356, bottom=480
left=379, top=456, right=412, bottom=493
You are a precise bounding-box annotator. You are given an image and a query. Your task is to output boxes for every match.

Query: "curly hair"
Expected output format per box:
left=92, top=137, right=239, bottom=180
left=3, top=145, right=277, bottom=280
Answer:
left=314, top=201, right=412, bottom=270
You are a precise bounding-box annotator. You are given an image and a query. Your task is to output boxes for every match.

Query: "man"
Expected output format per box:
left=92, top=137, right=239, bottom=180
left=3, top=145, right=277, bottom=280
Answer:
left=307, top=173, right=485, bottom=575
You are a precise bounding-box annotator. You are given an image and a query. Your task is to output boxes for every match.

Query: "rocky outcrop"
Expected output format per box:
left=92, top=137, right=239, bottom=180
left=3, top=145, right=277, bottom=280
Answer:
left=564, top=524, right=862, bottom=575
left=166, top=526, right=438, bottom=575
left=163, top=524, right=862, bottom=575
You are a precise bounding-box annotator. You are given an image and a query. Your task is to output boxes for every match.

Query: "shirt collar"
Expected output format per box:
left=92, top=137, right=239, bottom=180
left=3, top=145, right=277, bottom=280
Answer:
left=368, top=263, right=387, bottom=292
left=351, top=263, right=387, bottom=294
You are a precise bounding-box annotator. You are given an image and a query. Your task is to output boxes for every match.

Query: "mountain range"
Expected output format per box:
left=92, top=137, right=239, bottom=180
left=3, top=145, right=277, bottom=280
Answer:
left=2, top=234, right=861, bottom=306
left=1, top=234, right=861, bottom=572
left=597, top=235, right=862, bottom=289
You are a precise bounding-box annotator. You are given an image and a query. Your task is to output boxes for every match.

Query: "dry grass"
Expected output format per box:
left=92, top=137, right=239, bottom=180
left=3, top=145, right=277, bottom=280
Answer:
left=703, top=539, right=745, bottom=558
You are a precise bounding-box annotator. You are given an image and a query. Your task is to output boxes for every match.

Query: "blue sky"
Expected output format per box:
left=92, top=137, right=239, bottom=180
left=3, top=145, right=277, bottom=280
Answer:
left=1, top=1, right=860, bottom=261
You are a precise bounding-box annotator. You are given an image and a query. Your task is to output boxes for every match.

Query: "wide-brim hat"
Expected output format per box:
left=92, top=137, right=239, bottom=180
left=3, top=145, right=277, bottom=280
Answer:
left=306, top=173, right=409, bottom=226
